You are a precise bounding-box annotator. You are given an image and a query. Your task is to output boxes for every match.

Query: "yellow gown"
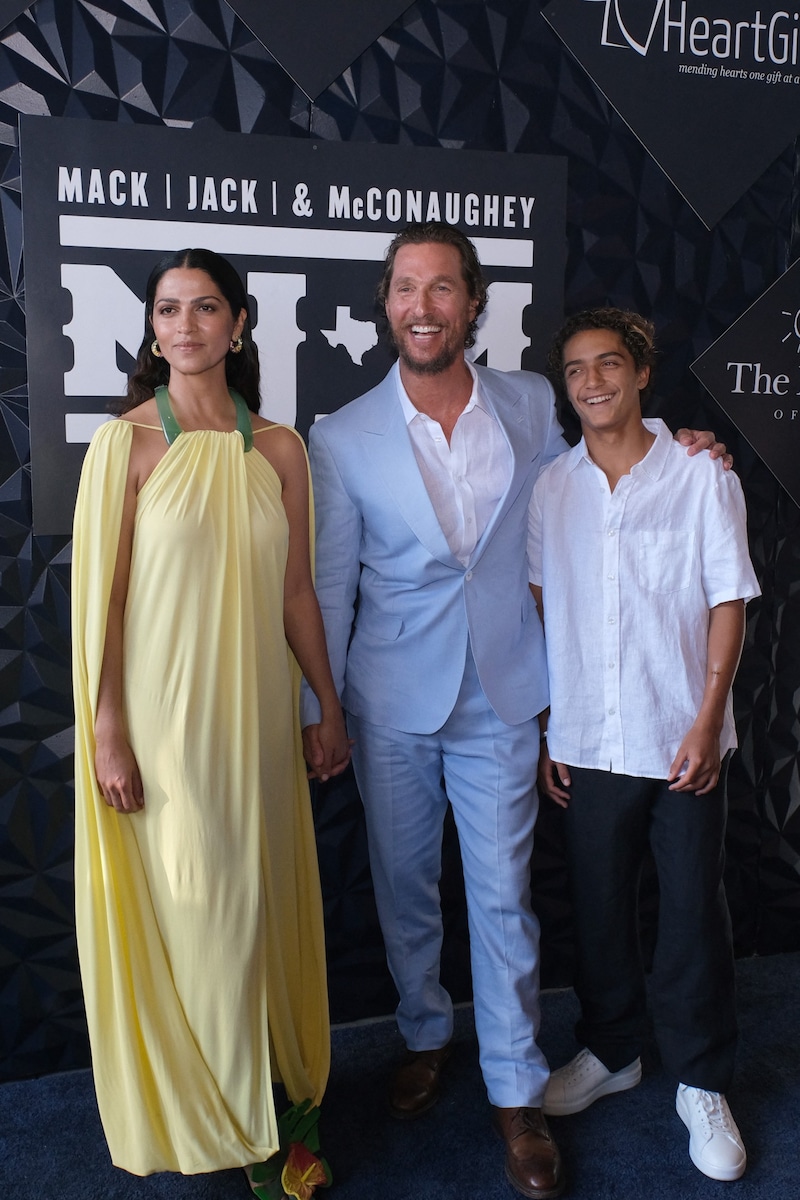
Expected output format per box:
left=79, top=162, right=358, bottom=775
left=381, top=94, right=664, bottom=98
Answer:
left=71, top=419, right=330, bottom=1176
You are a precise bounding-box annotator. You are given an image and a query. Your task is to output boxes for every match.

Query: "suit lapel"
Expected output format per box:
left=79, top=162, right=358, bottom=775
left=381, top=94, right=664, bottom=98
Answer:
left=469, top=370, right=538, bottom=564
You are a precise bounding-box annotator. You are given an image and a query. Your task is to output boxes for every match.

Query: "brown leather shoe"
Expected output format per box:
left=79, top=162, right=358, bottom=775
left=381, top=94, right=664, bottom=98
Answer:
left=388, top=1044, right=452, bottom=1119
left=492, top=1106, right=565, bottom=1199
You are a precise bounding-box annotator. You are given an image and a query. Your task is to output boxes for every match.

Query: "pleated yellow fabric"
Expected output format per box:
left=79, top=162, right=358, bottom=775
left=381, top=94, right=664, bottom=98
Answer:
left=72, top=419, right=330, bottom=1176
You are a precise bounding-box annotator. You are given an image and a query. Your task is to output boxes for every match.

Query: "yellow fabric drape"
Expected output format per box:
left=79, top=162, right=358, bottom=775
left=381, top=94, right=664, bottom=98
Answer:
left=72, top=420, right=329, bottom=1176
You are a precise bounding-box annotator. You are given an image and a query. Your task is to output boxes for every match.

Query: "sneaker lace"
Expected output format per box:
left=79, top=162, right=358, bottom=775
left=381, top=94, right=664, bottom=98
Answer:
left=696, top=1090, right=733, bottom=1133
left=566, top=1048, right=596, bottom=1081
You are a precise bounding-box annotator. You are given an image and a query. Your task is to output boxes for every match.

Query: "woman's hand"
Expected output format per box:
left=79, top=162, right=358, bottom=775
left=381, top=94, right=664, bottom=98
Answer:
left=95, top=731, right=145, bottom=812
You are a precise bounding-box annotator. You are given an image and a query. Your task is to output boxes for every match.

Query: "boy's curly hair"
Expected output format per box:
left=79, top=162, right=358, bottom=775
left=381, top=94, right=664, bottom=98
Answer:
left=547, top=307, right=656, bottom=403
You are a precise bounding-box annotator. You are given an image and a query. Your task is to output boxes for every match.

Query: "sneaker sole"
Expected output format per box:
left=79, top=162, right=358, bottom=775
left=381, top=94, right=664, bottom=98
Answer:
left=686, top=1147, right=746, bottom=1183
left=543, top=1059, right=642, bottom=1116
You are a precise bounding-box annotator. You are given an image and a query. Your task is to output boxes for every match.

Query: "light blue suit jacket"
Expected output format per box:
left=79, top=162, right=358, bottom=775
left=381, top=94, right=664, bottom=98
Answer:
left=302, top=361, right=568, bottom=734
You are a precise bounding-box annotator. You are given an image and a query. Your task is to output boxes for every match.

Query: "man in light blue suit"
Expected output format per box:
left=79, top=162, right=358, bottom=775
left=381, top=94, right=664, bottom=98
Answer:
left=301, top=224, right=719, bottom=1200
left=301, top=222, right=565, bottom=1200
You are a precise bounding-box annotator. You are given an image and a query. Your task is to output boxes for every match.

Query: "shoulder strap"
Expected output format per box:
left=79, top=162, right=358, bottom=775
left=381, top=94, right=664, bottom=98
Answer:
left=154, top=385, right=182, bottom=445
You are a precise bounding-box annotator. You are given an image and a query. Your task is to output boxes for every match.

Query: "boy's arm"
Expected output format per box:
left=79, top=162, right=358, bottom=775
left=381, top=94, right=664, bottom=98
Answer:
left=667, top=598, right=746, bottom=794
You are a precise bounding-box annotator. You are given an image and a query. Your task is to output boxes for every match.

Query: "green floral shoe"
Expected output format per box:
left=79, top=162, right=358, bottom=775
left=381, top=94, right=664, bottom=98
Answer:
left=244, top=1100, right=332, bottom=1200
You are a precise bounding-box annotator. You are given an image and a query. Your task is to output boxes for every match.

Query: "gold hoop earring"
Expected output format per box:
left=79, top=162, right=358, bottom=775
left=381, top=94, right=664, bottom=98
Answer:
left=151, top=339, right=162, bottom=358
left=230, top=336, right=243, bottom=354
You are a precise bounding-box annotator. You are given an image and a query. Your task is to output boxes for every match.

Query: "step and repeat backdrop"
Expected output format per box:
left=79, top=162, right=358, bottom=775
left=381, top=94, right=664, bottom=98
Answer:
left=1, top=0, right=798, bottom=1081
left=21, top=117, right=565, bottom=531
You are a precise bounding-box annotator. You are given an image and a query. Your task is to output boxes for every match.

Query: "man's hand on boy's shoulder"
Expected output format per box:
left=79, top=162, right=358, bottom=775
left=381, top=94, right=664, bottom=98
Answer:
left=675, top=428, right=733, bottom=469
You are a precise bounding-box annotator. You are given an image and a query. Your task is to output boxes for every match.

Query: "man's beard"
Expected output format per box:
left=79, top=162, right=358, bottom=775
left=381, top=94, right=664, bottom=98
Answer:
left=397, top=341, right=463, bottom=376
left=390, top=323, right=466, bottom=376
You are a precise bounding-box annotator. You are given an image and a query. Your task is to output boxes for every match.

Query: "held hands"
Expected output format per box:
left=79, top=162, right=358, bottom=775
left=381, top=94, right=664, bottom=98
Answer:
left=302, top=709, right=353, bottom=783
left=667, top=719, right=721, bottom=794
left=94, top=731, right=144, bottom=813
left=675, top=428, right=733, bottom=470
left=537, top=742, right=572, bottom=810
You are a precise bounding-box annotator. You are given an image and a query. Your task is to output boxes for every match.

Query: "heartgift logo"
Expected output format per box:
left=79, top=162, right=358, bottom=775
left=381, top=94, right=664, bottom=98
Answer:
left=594, top=0, right=800, bottom=67
left=544, top=0, right=800, bottom=225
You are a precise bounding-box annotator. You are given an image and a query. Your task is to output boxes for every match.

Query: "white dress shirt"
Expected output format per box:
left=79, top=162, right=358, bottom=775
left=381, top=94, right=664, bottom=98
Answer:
left=397, top=361, right=512, bottom=565
left=528, top=419, right=760, bottom=779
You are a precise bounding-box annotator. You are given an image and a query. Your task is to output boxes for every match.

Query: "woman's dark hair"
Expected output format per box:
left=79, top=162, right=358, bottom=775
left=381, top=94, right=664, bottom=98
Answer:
left=376, top=222, right=488, bottom=349
left=113, top=248, right=260, bottom=414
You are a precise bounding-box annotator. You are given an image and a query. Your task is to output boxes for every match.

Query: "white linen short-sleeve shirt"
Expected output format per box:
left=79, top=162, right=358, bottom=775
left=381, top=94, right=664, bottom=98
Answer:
left=528, top=418, right=760, bottom=779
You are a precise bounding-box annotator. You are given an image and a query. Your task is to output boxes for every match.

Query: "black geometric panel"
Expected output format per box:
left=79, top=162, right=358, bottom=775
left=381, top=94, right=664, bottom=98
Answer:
left=0, top=0, right=798, bottom=1086
left=0, top=2, right=28, bottom=35
left=544, top=0, right=800, bottom=228
left=226, top=0, right=414, bottom=100
left=691, top=263, right=800, bottom=508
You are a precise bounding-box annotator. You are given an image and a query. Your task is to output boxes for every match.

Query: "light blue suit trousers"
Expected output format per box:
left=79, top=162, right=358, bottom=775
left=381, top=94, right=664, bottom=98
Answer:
left=348, top=645, right=549, bottom=1107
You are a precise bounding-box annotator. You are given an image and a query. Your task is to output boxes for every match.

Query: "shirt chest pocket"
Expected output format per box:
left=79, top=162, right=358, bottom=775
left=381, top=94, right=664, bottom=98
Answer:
left=637, top=530, right=694, bottom=593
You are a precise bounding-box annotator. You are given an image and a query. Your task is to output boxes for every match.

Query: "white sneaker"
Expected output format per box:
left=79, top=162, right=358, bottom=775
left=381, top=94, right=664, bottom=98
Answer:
left=543, top=1048, right=642, bottom=1116
left=676, top=1084, right=747, bottom=1181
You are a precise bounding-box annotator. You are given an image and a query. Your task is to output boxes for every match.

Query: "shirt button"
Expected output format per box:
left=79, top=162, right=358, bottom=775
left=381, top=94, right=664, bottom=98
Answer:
left=608, top=661, right=615, bottom=669
left=608, top=529, right=616, bottom=537
left=608, top=617, right=615, bottom=624
left=466, top=571, right=473, bottom=580
left=608, top=707, right=616, bottom=715
left=607, top=573, right=615, bottom=580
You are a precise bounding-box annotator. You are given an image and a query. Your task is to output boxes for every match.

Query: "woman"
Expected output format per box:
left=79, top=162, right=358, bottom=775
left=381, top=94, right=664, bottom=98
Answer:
left=71, top=248, right=350, bottom=1183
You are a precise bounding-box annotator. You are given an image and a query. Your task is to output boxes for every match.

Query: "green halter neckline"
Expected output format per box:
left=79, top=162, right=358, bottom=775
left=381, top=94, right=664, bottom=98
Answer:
left=154, top=386, right=253, bottom=452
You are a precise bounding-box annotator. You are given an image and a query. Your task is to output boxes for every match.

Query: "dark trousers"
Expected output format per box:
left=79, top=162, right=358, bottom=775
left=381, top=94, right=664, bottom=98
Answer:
left=563, top=760, right=737, bottom=1091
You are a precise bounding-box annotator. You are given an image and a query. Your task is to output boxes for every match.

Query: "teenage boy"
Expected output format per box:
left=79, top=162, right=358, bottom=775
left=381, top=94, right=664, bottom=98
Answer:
left=528, top=308, right=759, bottom=1182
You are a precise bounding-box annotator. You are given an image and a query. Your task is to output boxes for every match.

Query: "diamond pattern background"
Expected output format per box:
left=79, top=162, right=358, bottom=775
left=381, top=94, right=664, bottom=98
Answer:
left=0, top=0, right=797, bottom=1082
left=543, top=0, right=800, bottom=228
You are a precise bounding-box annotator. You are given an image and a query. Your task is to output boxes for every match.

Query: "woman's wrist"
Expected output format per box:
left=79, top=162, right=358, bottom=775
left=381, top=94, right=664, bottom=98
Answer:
left=94, top=711, right=127, bottom=742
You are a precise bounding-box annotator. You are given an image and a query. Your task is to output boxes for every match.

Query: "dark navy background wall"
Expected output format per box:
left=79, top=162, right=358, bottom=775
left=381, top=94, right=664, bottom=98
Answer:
left=1, top=0, right=798, bottom=1082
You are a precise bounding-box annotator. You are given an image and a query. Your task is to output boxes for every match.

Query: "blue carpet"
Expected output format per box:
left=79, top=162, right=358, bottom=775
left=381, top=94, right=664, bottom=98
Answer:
left=1, top=953, right=798, bottom=1199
